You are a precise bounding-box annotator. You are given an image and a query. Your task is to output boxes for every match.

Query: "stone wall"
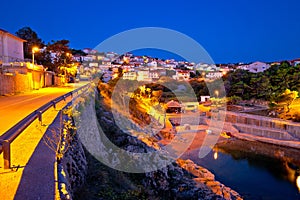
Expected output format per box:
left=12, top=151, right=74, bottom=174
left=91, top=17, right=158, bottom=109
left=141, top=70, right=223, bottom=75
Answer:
left=0, top=72, right=65, bottom=95
left=57, top=132, right=88, bottom=200
left=15, top=72, right=33, bottom=92
left=45, top=71, right=54, bottom=87
left=233, top=124, right=295, bottom=141
left=0, top=72, right=34, bottom=95
left=0, top=74, right=14, bottom=95
left=56, top=109, right=88, bottom=200
left=221, top=111, right=300, bottom=141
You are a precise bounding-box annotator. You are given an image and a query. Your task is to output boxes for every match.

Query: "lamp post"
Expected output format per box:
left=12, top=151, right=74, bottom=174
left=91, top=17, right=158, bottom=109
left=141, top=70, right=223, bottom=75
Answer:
left=32, top=46, right=39, bottom=66
left=32, top=47, right=39, bottom=89
left=64, top=52, right=71, bottom=83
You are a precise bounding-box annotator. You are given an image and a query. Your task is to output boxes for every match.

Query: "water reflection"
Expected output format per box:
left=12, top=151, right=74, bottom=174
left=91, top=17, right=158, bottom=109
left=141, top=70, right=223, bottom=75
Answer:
left=215, top=144, right=300, bottom=188
left=213, top=151, right=218, bottom=160
left=183, top=140, right=300, bottom=199
left=284, top=161, right=300, bottom=190
left=297, top=176, right=300, bottom=192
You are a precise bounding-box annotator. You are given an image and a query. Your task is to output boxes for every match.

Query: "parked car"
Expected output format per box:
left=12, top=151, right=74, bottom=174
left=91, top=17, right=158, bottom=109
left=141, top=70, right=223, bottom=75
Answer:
left=68, top=77, right=75, bottom=83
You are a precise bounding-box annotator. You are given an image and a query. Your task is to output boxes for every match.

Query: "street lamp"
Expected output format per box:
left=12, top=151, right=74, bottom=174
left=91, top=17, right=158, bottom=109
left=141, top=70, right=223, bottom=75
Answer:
left=32, top=46, right=39, bottom=66
left=31, top=47, right=39, bottom=89
left=64, top=52, right=71, bottom=75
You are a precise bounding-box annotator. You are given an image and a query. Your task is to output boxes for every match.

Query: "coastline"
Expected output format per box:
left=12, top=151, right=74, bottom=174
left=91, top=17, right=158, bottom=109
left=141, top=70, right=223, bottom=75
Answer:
left=74, top=90, right=244, bottom=199
left=92, top=83, right=300, bottom=199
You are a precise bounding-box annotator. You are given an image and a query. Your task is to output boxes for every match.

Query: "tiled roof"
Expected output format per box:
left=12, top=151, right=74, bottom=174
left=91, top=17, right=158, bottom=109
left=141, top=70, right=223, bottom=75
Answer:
left=0, top=28, right=26, bottom=42
left=166, top=100, right=181, bottom=108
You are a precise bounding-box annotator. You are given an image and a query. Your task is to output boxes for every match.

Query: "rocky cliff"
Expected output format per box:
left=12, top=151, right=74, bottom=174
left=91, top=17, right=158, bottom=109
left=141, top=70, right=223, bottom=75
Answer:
left=71, top=89, right=243, bottom=200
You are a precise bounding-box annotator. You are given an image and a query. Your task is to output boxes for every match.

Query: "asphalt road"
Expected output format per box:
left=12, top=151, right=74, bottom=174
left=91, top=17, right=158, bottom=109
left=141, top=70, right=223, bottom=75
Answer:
left=0, top=82, right=88, bottom=135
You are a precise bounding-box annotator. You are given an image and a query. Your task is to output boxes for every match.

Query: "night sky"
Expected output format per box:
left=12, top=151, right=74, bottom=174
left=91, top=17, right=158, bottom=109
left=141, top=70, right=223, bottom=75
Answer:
left=1, top=0, right=300, bottom=63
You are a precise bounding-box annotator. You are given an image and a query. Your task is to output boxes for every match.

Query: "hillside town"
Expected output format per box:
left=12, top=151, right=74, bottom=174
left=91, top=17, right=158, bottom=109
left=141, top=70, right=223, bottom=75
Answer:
left=1, top=26, right=300, bottom=200
left=75, top=48, right=300, bottom=83
left=2, top=27, right=300, bottom=95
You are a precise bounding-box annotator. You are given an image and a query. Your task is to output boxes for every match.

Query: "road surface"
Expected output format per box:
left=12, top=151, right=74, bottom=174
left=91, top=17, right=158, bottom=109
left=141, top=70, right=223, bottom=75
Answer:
left=0, top=82, right=88, bottom=135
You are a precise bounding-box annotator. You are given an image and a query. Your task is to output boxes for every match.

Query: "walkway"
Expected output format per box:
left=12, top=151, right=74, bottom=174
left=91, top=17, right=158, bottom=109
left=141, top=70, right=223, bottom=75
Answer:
left=0, top=82, right=87, bottom=135
left=0, top=83, right=87, bottom=200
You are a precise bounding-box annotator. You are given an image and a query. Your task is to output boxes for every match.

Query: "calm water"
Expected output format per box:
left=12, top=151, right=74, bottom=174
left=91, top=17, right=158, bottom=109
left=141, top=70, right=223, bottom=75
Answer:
left=182, top=149, right=300, bottom=200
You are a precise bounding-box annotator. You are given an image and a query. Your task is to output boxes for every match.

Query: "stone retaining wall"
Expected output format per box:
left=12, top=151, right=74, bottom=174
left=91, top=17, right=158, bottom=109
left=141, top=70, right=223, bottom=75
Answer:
left=222, top=111, right=300, bottom=140
left=233, top=124, right=295, bottom=141
left=56, top=111, right=88, bottom=200
left=58, top=132, right=87, bottom=200
left=0, top=72, right=66, bottom=95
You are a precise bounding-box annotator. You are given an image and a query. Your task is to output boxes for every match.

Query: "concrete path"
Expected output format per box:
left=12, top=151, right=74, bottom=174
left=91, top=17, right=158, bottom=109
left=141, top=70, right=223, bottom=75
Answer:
left=0, top=83, right=88, bottom=200
left=0, top=82, right=87, bottom=135
left=14, top=113, right=60, bottom=200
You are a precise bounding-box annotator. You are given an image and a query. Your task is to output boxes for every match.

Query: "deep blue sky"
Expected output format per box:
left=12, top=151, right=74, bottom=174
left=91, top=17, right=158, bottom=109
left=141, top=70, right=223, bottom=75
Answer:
left=1, top=0, right=300, bottom=63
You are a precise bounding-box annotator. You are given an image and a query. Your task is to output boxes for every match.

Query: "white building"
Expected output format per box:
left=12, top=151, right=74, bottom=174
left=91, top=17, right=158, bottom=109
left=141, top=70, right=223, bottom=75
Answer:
left=136, top=69, right=159, bottom=82
left=147, top=61, right=158, bottom=68
left=123, top=71, right=137, bottom=80
left=137, top=70, right=150, bottom=82
left=238, top=61, right=270, bottom=73
left=173, top=70, right=190, bottom=81
left=0, top=28, right=25, bottom=63
left=205, top=71, right=223, bottom=79
left=248, top=61, right=270, bottom=73
left=200, top=96, right=210, bottom=102
left=195, top=63, right=220, bottom=71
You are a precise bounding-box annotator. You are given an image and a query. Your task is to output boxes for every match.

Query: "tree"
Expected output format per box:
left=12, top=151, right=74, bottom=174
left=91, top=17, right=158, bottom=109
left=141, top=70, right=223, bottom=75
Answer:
left=71, top=49, right=87, bottom=63
left=15, top=27, right=44, bottom=60
left=275, top=89, right=298, bottom=112
left=46, top=39, right=73, bottom=74
left=227, top=95, right=242, bottom=105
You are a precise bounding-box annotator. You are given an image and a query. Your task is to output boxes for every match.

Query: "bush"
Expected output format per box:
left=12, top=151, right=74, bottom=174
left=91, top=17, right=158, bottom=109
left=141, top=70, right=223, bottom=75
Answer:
left=292, top=112, right=300, bottom=122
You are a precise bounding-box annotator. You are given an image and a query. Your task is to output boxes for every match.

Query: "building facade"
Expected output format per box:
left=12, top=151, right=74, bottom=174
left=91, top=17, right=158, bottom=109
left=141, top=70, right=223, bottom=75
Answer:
left=0, top=28, right=25, bottom=63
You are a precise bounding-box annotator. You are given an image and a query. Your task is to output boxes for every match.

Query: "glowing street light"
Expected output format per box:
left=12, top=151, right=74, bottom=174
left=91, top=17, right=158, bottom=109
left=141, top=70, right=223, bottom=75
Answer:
left=297, top=175, right=300, bottom=192
left=31, top=47, right=40, bottom=89
left=63, top=52, right=72, bottom=76
left=214, top=151, right=218, bottom=160
left=32, top=46, right=39, bottom=66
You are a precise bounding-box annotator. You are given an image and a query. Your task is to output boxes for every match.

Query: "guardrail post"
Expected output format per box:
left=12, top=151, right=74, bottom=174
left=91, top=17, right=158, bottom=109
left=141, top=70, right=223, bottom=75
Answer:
left=52, top=101, right=56, bottom=109
left=36, top=110, right=42, bottom=125
left=3, top=140, right=11, bottom=169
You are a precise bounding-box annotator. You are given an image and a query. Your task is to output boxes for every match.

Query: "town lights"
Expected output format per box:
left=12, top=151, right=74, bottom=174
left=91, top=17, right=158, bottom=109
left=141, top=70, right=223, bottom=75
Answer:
left=214, top=151, right=218, bottom=160
left=296, top=175, right=300, bottom=192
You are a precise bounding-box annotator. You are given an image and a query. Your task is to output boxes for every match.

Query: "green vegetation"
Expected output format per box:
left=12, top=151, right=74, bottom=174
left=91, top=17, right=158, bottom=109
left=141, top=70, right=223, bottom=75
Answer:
left=98, top=61, right=300, bottom=120
left=221, top=62, right=300, bottom=120
left=74, top=151, right=148, bottom=200
left=223, top=62, right=300, bottom=101
left=15, top=26, right=85, bottom=76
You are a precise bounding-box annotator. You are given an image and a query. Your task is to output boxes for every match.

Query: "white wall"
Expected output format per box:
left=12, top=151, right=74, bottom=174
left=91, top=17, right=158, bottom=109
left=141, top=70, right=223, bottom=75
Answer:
left=0, top=30, right=24, bottom=63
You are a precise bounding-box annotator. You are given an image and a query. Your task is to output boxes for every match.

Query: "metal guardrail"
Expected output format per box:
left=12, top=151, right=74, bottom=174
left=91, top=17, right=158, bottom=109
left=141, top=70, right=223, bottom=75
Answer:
left=0, top=83, right=91, bottom=169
